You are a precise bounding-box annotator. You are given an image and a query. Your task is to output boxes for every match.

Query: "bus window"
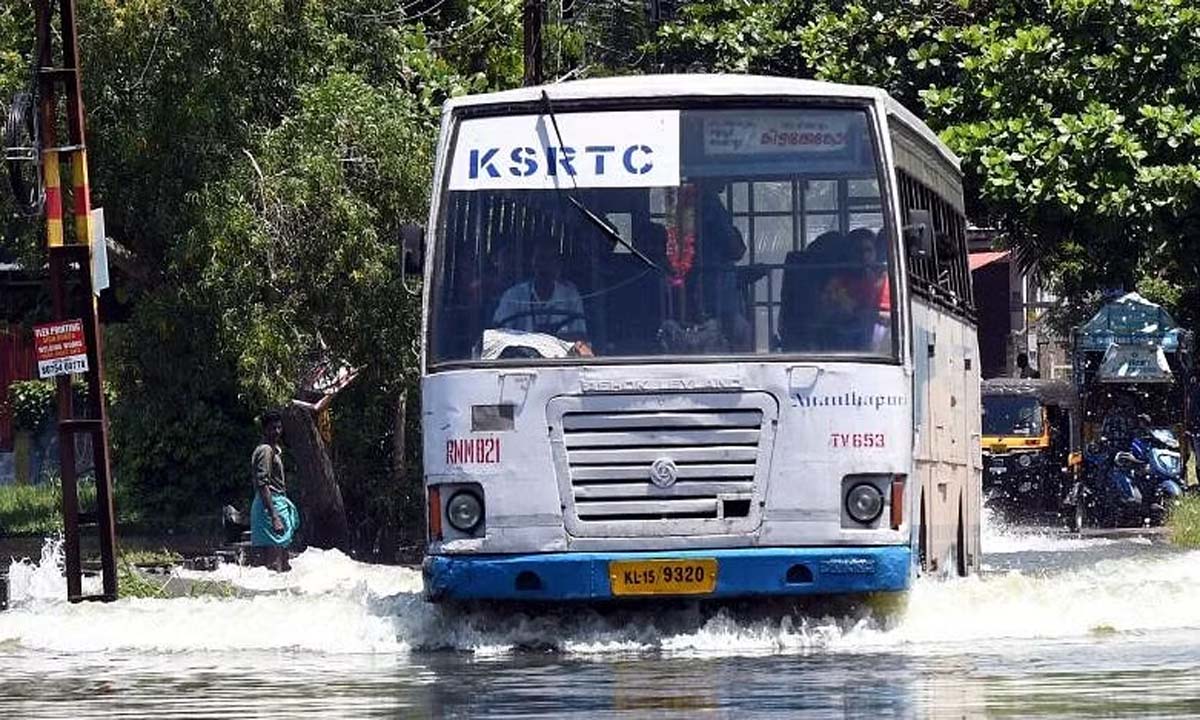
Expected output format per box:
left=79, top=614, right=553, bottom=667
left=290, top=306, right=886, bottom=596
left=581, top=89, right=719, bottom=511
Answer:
left=430, top=106, right=896, bottom=365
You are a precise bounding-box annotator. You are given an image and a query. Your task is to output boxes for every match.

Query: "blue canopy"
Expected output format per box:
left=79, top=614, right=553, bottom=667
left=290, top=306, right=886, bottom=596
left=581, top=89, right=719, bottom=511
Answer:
left=1076, top=292, right=1182, bottom=352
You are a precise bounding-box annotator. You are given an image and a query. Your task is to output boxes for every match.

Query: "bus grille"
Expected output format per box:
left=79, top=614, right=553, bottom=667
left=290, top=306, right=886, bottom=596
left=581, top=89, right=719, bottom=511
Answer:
left=548, top=393, right=778, bottom=537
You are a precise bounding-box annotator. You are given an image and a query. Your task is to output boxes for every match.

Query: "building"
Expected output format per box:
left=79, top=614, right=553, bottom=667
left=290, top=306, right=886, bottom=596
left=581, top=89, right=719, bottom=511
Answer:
left=968, top=229, right=1069, bottom=381
left=0, top=260, right=40, bottom=455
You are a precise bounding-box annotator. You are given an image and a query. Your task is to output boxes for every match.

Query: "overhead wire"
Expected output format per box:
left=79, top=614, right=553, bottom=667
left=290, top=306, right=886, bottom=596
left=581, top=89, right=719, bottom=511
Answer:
left=331, top=0, right=430, bottom=22
left=424, top=2, right=505, bottom=42
left=427, top=0, right=521, bottom=49
left=390, top=0, right=454, bottom=25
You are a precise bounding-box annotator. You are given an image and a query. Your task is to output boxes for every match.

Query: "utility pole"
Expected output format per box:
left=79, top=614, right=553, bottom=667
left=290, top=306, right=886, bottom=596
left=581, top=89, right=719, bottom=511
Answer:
left=33, top=0, right=118, bottom=602
left=523, top=0, right=543, bottom=86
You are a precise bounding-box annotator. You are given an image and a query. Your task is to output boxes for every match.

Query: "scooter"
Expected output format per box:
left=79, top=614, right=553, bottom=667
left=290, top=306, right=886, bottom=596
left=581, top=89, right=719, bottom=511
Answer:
left=1085, top=428, right=1184, bottom=526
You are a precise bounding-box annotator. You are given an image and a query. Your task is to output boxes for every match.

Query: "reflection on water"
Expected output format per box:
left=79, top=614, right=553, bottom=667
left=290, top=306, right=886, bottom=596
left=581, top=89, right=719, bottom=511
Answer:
left=4, top=520, right=1200, bottom=718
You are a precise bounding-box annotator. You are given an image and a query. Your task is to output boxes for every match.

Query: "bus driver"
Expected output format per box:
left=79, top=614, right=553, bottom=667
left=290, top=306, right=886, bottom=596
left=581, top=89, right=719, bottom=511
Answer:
left=493, top=242, right=589, bottom=341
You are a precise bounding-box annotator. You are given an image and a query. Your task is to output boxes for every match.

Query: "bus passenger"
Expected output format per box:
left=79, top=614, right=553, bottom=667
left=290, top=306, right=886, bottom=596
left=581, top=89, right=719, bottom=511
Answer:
left=493, top=242, right=588, bottom=340
left=697, top=186, right=751, bottom=351
left=822, top=228, right=891, bottom=351
left=780, top=230, right=843, bottom=351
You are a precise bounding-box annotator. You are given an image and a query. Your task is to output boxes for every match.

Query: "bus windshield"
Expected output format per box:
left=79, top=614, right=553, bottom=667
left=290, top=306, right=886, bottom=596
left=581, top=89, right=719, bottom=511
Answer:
left=429, top=105, right=894, bottom=365
left=982, top=396, right=1044, bottom=437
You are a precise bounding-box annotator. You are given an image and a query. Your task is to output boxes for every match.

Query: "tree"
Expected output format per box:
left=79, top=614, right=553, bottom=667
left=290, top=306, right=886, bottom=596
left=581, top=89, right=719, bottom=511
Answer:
left=654, top=0, right=1200, bottom=331
left=1, top=1, right=524, bottom=553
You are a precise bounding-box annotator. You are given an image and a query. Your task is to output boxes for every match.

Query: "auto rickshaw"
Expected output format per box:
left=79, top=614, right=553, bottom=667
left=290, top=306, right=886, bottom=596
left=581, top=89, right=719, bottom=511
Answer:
left=981, top=378, right=1084, bottom=528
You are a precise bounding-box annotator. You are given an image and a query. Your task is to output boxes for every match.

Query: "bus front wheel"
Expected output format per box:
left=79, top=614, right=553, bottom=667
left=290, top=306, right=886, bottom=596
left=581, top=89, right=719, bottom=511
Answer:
left=955, top=499, right=967, bottom=577
left=917, top=490, right=928, bottom=574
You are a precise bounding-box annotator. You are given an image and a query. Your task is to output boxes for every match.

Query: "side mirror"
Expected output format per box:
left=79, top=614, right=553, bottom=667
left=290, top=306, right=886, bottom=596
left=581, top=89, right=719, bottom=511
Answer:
left=1113, top=451, right=1142, bottom=468
left=903, top=209, right=933, bottom=259
left=400, top=223, right=425, bottom=275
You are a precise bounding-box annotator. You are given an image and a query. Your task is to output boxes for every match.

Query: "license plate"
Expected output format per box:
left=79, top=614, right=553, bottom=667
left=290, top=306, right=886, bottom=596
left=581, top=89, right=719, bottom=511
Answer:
left=990, top=466, right=1007, bottom=474
left=609, top=558, right=717, bottom=596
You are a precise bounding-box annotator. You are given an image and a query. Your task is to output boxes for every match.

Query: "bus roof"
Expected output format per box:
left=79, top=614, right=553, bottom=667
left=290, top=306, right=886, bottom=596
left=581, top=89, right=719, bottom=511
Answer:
left=442, top=74, right=961, bottom=172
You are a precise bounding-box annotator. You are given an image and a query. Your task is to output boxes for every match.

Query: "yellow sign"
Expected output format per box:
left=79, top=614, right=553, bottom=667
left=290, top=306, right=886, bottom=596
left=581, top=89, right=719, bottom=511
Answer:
left=609, top=558, right=717, bottom=596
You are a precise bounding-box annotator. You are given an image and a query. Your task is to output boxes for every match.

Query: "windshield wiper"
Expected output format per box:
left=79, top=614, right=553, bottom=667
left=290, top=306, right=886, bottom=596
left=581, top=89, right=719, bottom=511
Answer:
left=540, top=90, right=661, bottom=273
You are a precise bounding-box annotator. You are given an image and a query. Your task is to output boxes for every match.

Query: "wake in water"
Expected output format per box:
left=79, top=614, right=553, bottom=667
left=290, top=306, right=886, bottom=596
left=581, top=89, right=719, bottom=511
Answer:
left=981, top=506, right=1127, bottom=554
left=4, top=532, right=1200, bottom=658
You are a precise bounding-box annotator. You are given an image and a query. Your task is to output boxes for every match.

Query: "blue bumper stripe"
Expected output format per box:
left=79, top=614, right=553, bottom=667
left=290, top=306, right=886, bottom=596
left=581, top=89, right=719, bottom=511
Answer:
left=423, top=546, right=912, bottom=602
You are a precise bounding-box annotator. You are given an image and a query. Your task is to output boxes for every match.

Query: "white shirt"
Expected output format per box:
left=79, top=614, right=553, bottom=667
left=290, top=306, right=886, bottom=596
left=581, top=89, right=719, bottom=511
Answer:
left=493, top=280, right=587, bottom=336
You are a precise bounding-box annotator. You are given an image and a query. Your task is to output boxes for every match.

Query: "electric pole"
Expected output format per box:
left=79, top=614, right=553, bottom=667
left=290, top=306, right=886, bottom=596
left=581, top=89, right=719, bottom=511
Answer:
left=523, top=0, right=543, bottom=86
left=32, top=0, right=118, bottom=602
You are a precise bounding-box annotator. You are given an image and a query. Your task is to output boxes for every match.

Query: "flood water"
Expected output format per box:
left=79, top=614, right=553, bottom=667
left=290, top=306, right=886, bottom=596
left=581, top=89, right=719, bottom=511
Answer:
left=4, top=515, right=1200, bottom=718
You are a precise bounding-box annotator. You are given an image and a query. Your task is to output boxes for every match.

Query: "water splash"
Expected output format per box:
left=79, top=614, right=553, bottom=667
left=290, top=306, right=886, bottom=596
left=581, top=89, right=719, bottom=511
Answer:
left=981, top=506, right=1116, bottom=554
left=3, top=535, right=1200, bottom=658
left=174, top=547, right=423, bottom=599
left=6, top=536, right=67, bottom=607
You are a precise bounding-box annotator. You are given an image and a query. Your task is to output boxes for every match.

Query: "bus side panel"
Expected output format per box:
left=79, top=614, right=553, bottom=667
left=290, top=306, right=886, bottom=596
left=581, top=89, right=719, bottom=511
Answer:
left=962, top=321, right=983, bottom=572
left=911, top=302, right=935, bottom=570
left=929, top=304, right=955, bottom=574
left=911, top=298, right=980, bottom=575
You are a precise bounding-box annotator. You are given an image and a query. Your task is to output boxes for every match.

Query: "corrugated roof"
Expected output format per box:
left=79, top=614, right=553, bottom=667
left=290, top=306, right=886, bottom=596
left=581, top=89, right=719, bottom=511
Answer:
left=969, top=250, right=1010, bottom=271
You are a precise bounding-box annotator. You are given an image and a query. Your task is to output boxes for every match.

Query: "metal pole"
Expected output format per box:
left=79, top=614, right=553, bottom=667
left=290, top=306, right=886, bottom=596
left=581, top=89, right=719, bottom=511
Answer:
left=59, top=0, right=116, bottom=600
left=78, top=255, right=117, bottom=600
left=523, top=0, right=543, bottom=87
left=33, top=0, right=118, bottom=602
left=36, top=0, right=83, bottom=601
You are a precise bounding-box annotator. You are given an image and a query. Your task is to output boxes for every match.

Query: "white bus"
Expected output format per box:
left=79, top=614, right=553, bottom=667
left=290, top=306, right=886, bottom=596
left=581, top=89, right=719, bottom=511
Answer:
left=419, top=75, right=981, bottom=602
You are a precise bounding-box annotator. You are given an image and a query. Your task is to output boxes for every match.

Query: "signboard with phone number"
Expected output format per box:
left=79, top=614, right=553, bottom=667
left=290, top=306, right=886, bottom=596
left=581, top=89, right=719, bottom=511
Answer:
left=33, top=319, right=89, bottom=379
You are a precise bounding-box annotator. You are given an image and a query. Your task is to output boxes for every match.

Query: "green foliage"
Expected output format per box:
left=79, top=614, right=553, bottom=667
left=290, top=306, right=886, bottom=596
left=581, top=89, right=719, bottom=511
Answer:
left=0, top=482, right=96, bottom=536
left=655, top=0, right=814, bottom=75
left=3, top=377, right=110, bottom=433
left=653, top=0, right=1200, bottom=333
left=120, top=547, right=183, bottom=567
left=5, top=380, right=54, bottom=432
left=1168, top=492, right=1200, bottom=548
left=0, top=5, right=40, bottom=266
left=195, top=71, right=432, bottom=407
left=115, top=561, right=238, bottom=599
left=104, top=296, right=257, bottom=519
left=115, top=560, right=169, bottom=599
left=0, top=6, right=29, bottom=91
left=2, top=0, right=524, bottom=548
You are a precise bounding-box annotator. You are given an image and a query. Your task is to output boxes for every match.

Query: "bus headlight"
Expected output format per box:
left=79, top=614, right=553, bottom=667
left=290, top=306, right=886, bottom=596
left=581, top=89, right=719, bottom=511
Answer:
left=846, top=483, right=884, bottom=524
left=447, top=491, right=484, bottom=533
left=1017, top=453, right=1033, bottom=468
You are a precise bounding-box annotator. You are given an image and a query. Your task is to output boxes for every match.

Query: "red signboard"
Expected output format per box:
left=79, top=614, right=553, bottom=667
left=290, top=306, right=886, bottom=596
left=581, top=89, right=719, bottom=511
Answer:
left=33, top=319, right=89, bottom=378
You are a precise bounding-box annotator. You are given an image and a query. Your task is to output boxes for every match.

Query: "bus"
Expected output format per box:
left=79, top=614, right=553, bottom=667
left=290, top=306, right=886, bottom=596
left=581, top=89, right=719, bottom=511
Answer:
left=418, top=75, right=981, bottom=602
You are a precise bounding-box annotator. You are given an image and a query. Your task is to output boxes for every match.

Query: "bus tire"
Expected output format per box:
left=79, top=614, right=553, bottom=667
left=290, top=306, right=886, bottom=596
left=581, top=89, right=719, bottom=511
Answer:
left=918, top=489, right=928, bottom=574
left=955, top=498, right=968, bottom=577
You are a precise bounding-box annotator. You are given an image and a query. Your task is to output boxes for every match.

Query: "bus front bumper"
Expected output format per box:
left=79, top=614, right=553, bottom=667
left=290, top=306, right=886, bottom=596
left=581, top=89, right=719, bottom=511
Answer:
left=422, top=546, right=912, bottom=602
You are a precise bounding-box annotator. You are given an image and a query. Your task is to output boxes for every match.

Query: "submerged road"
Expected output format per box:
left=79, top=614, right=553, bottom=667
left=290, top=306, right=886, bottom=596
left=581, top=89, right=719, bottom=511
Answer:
left=1, top=515, right=1198, bottom=718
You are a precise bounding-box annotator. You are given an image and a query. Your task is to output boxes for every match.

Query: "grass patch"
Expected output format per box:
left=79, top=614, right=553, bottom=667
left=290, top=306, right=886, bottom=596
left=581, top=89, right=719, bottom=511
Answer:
left=116, top=559, right=171, bottom=599
left=1168, top=493, right=1200, bottom=548
left=115, top=549, right=237, bottom=600
left=0, top=482, right=97, bottom=535
left=120, top=547, right=183, bottom=567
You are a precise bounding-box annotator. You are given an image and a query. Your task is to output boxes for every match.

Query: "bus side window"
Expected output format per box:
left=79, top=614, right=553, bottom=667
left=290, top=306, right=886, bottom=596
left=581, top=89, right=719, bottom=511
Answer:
left=897, top=169, right=973, bottom=318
